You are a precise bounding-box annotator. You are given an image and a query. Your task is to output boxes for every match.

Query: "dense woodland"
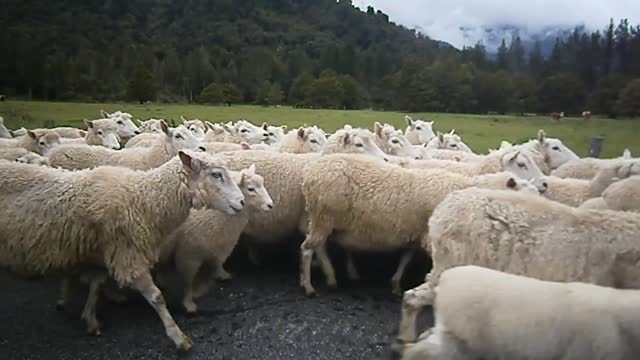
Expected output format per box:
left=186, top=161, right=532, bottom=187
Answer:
left=2, top=0, right=640, bottom=117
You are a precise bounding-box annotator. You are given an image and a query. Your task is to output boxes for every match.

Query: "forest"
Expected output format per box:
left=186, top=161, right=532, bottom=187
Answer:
left=2, top=0, right=640, bottom=117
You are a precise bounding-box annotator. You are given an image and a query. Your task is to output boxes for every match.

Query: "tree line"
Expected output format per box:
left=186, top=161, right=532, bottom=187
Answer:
left=1, top=0, right=640, bottom=117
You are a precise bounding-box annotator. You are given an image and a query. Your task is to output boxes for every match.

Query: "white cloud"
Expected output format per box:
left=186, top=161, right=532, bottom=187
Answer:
left=352, top=0, right=640, bottom=48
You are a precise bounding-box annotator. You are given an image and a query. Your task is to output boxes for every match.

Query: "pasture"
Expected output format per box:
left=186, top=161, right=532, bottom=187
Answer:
left=1, top=100, right=639, bottom=158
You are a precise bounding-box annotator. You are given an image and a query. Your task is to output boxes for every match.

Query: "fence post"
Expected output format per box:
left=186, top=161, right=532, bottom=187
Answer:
left=589, top=136, right=604, bottom=158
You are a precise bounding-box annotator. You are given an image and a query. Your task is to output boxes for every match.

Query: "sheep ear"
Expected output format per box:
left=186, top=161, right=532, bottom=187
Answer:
left=506, top=178, right=517, bottom=189
left=438, top=132, right=444, bottom=143
left=262, top=122, right=268, bottom=130
left=84, top=119, right=94, bottom=129
left=622, top=149, right=631, bottom=159
left=27, top=130, right=37, bottom=139
left=204, top=121, right=214, bottom=131
left=247, top=163, right=256, bottom=174
left=341, top=132, right=351, bottom=145
left=506, top=150, right=520, bottom=162
left=223, top=124, right=234, bottom=133
left=405, top=115, right=413, bottom=127
left=280, top=125, right=288, bottom=130
left=240, top=142, right=251, bottom=150
left=537, top=129, right=546, bottom=143
left=180, top=116, right=187, bottom=122
left=449, top=129, right=455, bottom=135
left=374, top=122, right=383, bottom=137
left=78, top=130, right=87, bottom=137
left=160, top=120, right=170, bottom=136
left=100, top=110, right=110, bottom=118
left=297, top=128, right=305, bottom=140
left=136, top=119, right=144, bottom=126
left=178, top=151, right=202, bottom=176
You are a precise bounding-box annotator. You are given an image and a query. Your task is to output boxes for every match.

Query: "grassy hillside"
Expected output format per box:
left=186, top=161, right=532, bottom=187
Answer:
left=1, top=100, right=638, bottom=158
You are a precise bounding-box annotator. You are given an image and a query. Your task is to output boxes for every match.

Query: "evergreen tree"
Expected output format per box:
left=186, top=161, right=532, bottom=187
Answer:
left=127, top=63, right=157, bottom=104
left=496, top=39, right=509, bottom=70
left=615, top=78, right=640, bottom=117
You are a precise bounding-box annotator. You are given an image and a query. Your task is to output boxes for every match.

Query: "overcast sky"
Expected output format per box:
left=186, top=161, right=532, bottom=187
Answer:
left=353, top=0, right=640, bottom=48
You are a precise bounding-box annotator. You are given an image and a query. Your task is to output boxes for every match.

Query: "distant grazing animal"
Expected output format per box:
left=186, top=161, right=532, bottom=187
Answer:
left=582, top=111, right=592, bottom=120
left=551, top=112, right=564, bottom=121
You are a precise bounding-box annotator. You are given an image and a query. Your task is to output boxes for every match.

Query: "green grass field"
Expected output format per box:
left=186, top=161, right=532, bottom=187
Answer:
left=1, top=100, right=638, bottom=158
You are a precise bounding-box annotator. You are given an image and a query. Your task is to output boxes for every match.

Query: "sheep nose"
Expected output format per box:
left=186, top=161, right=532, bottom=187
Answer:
left=134, top=130, right=140, bottom=135
left=383, top=157, right=389, bottom=162
left=267, top=204, right=273, bottom=209
left=198, top=146, right=207, bottom=152
left=240, top=199, right=245, bottom=206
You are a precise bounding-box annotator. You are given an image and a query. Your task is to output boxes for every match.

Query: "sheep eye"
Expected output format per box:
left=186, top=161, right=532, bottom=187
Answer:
left=247, top=187, right=255, bottom=192
left=391, top=139, right=400, bottom=144
left=552, top=146, right=560, bottom=151
left=310, top=139, right=318, bottom=144
left=355, top=143, right=364, bottom=148
left=416, top=126, right=422, bottom=130
left=241, top=129, right=248, bottom=133
left=269, top=132, right=274, bottom=136
left=97, top=130, right=104, bottom=135
left=175, top=134, right=183, bottom=139
left=117, top=120, right=124, bottom=125
left=518, top=163, right=527, bottom=169
left=39, top=142, right=46, bottom=146
left=211, top=172, right=222, bottom=179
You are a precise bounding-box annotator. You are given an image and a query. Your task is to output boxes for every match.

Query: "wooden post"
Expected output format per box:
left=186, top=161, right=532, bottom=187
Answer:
left=589, top=136, right=604, bottom=158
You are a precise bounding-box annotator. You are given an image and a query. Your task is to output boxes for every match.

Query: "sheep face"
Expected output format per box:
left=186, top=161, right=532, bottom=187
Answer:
left=239, top=164, right=273, bottom=212
left=113, top=117, right=140, bottom=140
left=182, top=118, right=206, bottom=140
left=298, top=127, right=327, bottom=153
left=167, top=125, right=206, bottom=153
left=536, top=130, right=579, bottom=170
left=335, top=129, right=389, bottom=161
left=505, top=177, right=539, bottom=195
left=374, top=123, right=419, bottom=158
left=138, top=119, right=164, bottom=134
left=616, top=159, right=640, bottom=178
left=29, top=130, right=61, bottom=155
left=179, top=151, right=245, bottom=215
left=16, top=152, right=50, bottom=166
left=501, top=150, right=548, bottom=194
left=85, top=120, right=120, bottom=149
left=404, top=116, right=436, bottom=145
left=204, top=121, right=227, bottom=142
left=265, top=125, right=287, bottom=144
left=226, top=120, right=269, bottom=144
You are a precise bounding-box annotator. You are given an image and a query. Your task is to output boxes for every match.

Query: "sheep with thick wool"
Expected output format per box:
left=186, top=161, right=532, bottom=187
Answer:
left=322, top=128, right=389, bottom=160
left=400, top=265, right=640, bottom=360
left=181, top=117, right=206, bottom=139
left=0, top=150, right=245, bottom=351
left=265, top=124, right=288, bottom=144
left=99, top=111, right=140, bottom=142
left=299, top=154, right=541, bottom=296
left=424, top=130, right=473, bottom=153
left=0, top=147, right=50, bottom=166
left=49, top=122, right=205, bottom=170
left=599, top=176, right=640, bottom=212
left=396, top=187, right=640, bottom=346
left=275, top=126, right=327, bottom=154
left=543, top=159, right=640, bottom=206
left=159, top=164, right=274, bottom=313
left=223, top=119, right=269, bottom=144
left=0, top=129, right=60, bottom=155
left=373, top=122, right=421, bottom=159
left=204, top=121, right=228, bottom=142
left=137, top=119, right=165, bottom=134
left=552, top=148, right=630, bottom=180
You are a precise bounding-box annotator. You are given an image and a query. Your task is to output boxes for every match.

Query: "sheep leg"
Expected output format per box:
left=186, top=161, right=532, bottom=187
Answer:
left=192, top=264, right=216, bottom=299
left=391, top=249, right=415, bottom=296
left=396, top=281, right=436, bottom=345
left=81, top=274, right=106, bottom=336
left=130, top=271, right=192, bottom=352
left=56, top=277, right=73, bottom=310
left=315, top=243, right=337, bottom=288
left=101, top=283, right=129, bottom=304
left=400, top=328, right=471, bottom=360
left=175, top=255, right=201, bottom=314
left=345, top=252, right=360, bottom=281
left=248, top=246, right=261, bottom=266
left=300, top=223, right=332, bottom=296
left=214, top=262, right=232, bottom=281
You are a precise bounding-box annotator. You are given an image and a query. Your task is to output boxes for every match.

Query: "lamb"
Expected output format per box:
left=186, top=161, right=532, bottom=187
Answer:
left=223, top=119, right=269, bottom=144
left=181, top=117, right=206, bottom=139
left=373, top=122, right=421, bottom=159
left=60, top=119, right=121, bottom=149
left=0, top=147, right=49, bottom=166
left=396, top=187, right=640, bottom=346
left=0, top=116, right=11, bottom=138
left=0, top=150, right=245, bottom=351
left=404, top=116, right=436, bottom=145
left=275, top=126, right=327, bottom=154
left=299, top=154, right=542, bottom=296
left=204, top=121, right=228, bottom=142
left=424, top=130, right=473, bottom=153
left=543, top=159, right=640, bottom=206
left=48, top=122, right=206, bottom=170
left=159, top=164, right=274, bottom=313
left=0, top=129, right=60, bottom=155
left=400, top=265, right=640, bottom=360
left=599, top=176, right=640, bottom=212
left=16, top=152, right=50, bottom=166
left=399, top=148, right=549, bottom=192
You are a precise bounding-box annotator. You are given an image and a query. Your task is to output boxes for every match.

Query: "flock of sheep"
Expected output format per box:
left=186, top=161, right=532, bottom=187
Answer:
left=1, top=111, right=639, bottom=359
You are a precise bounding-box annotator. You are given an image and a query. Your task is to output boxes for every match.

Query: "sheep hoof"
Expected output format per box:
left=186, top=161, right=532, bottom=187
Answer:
left=87, top=325, right=102, bottom=336
left=216, top=271, right=232, bottom=281
left=183, top=302, right=198, bottom=314
left=304, top=288, right=317, bottom=297
left=176, top=337, right=193, bottom=353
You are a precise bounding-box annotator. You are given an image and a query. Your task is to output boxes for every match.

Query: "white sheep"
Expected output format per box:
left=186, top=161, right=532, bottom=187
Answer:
left=520, top=129, right=579, bottom=171
left=99, top=111, right=140, bottom=141
left=223, top=119, right=269, bottom=144
left=397, top=187, right=640, bottom=346
left=204, top=121, right=228, bottom=142
left=600, top=175, right=640, bottom=212
left=123, top=132, right=163, bottom=148
left=400, top=265, right=640, bottom=360
left=404, top=116, right=435, bottom=145
left=275, top=127, right=327, bottom=154
left=159, top=164, right=274, bottom=313
left=0, top=116, right=11, bottom=138
left=16, top=152, right=50, bottom=166
left=0, top=147, right=31, bottom=161
left=322, top=128, right=389, bottom=161
left=265, top=124, right=288, bottom=144
left=622, top=148, right=632, bottom=159
left=0, top=129, right=60, bottom=155
left=373, top=122, right=421, bottom=159
left=50, top=127, right=87, bottom=139
left=577, top=197, right=609, bottom=210
left=137, top=119, right=165, bottom=134
left=204, top=141, right=253, bottom=152
left=399, top=147, right=549, bottom=193
left=543, top=159, right=640, bottom=206
left=421, top=148, right=483, bottom=162
left=0, top=147, right=50, bottom=166
left=181, top=117, right=206, bottom=139
left=60, top=119, right=121, bottom=149
left=0, top=150, right=245, bottom=351
left=299, top=154, right=541, bottom=296
left=48, top=122, right=206, bottom=170
left=424, top=130, right=473, bottom=153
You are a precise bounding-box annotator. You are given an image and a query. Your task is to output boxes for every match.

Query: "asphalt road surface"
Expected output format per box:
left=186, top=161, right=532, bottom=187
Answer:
left=1, top=242, right=433, bottom=360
